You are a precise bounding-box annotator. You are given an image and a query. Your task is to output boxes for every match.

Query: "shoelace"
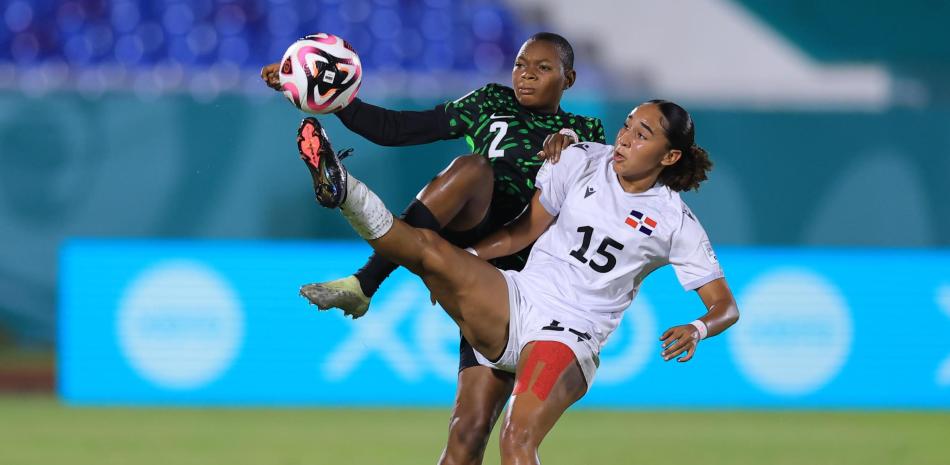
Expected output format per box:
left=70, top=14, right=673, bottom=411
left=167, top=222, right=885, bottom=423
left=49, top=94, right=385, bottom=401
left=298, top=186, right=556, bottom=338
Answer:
left=337, top=148, right=354, bottom=160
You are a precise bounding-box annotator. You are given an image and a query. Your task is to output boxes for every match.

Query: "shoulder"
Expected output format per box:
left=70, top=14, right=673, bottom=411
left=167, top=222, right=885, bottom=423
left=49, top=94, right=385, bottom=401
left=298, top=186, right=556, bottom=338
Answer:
left=539, top=142, right=611, bottom=179
left=663, top=191, right=704, bottom=235
left=561, top=112, right=605, bottom=141
left=567, top=141, right=612, bottom=162
left=469, top=83, right=514, bottom=99
left=566, top=112, right=603, bottom=126
left=559, top=141, right=609, bottom=163
left=448, top=83, right=514, bottom=109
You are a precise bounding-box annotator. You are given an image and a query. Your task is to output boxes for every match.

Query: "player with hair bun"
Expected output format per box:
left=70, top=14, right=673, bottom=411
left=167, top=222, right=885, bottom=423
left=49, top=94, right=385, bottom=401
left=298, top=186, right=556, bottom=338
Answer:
left=292, top=99, right=739, bottom=463
left=264, top=32, right=604, bottom=465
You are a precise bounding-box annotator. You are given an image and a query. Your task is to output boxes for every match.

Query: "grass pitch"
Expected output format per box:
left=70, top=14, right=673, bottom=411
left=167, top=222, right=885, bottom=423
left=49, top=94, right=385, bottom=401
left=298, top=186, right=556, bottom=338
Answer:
left=1, top=396, right=948, bottom=465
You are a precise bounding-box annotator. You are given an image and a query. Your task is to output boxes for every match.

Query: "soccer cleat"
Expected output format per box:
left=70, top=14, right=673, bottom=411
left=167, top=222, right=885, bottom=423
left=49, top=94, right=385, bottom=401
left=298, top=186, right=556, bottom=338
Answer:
left=296, top=117, right=353, bottom=209
left=300, top=275, right=371, bottom=319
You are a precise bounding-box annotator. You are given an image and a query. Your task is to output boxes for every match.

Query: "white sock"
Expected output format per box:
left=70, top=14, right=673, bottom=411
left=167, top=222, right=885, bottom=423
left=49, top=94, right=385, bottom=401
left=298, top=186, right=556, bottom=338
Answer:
left=340, top=174, right=394, bottom=240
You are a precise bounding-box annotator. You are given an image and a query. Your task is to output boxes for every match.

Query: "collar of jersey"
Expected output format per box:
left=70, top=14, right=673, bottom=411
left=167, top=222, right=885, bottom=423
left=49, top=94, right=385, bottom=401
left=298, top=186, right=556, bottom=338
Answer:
left=610, top=172, right=669, bottom=198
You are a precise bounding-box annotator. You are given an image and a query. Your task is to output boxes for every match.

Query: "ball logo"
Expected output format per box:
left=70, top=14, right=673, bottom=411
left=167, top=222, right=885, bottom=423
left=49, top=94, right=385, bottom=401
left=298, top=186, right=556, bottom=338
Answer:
left=729, top=269, right=852, bottom=396
left=117, top=260, right=244, bottom=390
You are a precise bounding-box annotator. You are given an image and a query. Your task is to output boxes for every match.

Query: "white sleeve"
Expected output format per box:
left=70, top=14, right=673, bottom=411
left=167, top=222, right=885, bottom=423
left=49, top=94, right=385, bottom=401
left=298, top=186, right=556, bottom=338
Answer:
left=535, top=145, right=589, bottom=216
left=669, top=206, right=724, bottom=291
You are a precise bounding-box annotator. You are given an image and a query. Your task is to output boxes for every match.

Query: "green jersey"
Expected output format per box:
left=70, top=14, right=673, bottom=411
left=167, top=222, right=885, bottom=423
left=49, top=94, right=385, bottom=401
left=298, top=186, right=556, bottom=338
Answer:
left=443, top=83, right=606, bottom=224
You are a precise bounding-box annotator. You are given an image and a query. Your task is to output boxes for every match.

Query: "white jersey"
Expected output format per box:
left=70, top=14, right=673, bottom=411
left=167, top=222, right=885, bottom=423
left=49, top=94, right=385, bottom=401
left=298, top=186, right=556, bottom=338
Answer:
left=509, top=142, right=723, bottom=342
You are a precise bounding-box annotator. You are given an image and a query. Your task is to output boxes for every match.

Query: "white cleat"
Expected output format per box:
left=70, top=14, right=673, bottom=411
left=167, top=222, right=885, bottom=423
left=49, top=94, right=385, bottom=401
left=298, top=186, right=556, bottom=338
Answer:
left=299, top=275, right=370, bottom=319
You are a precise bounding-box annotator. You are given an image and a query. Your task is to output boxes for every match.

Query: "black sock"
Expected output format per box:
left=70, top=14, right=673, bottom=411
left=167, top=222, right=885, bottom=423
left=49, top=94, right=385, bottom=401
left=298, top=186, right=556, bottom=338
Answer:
left=354, top=199, right=441, bottom=297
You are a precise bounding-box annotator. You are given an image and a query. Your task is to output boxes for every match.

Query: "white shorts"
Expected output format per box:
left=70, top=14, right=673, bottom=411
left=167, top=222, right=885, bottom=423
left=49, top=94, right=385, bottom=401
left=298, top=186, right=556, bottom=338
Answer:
left=474, top=270, right=601, bottom=389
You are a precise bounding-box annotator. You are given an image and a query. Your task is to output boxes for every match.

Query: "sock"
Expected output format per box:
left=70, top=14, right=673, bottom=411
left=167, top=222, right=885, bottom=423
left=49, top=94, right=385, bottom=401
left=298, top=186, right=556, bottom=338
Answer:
left=354, top=199, right=442, bottom=297
left=340, top=174, right=394, bottom=241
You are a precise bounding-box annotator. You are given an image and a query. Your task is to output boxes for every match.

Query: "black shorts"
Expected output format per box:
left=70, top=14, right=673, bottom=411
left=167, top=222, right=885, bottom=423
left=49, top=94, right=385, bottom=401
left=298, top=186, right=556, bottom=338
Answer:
left=458, top=334, right=481, bottom=373
left=441, top=205, right=532, bottom=272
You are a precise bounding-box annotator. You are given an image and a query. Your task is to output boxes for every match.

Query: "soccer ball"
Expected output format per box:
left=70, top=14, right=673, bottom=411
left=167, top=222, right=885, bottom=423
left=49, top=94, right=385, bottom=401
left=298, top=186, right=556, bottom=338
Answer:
left=278, top=33, right=362, bottom=114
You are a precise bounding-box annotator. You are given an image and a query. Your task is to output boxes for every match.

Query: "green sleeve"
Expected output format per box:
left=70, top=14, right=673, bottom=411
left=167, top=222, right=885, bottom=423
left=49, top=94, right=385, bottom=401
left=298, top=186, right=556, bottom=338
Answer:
left=585, top=118, right=607, bottom=144
left=442, top=84, right=499, bottom=138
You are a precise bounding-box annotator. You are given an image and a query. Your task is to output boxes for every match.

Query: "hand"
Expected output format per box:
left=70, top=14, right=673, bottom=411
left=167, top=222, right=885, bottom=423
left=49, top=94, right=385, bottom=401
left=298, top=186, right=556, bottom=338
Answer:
left=536, top=131, right=577, bottom=164
left=260, top=62, right=281, bottom=91
left=659, top=324, right=701, bottom=362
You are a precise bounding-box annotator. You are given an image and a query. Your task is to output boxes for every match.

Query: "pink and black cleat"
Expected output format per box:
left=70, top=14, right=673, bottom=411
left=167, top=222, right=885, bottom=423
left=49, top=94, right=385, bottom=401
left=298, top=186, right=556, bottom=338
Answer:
left=296, top=117, right=352, bottom=209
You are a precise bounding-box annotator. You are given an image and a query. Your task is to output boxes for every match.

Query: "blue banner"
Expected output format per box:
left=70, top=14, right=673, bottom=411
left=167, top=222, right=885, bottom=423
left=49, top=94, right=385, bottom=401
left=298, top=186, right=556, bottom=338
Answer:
left=59, top=240, right=950, bottom=407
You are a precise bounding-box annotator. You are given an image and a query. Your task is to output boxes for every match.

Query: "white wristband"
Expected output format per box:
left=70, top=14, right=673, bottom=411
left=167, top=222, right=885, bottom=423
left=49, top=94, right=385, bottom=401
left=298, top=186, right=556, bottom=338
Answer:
left=689, top=319, right=708, bottom=340
left=558, top=128, right=579, bottom=144
left=464, top=247, right=478, bottom=257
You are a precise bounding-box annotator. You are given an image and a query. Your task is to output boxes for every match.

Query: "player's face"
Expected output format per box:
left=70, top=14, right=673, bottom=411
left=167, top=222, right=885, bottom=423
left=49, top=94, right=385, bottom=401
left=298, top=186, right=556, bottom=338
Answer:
left=511, top=40, right=574, bottom=114
left=611, top=104, right=682, bottom=180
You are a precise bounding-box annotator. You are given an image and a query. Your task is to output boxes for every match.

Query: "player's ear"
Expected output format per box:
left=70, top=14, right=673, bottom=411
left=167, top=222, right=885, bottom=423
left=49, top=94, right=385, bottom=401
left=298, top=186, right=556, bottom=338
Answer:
left=661, top=149, right=682, bottom=166
left=563, top=68, right=576, bottom=90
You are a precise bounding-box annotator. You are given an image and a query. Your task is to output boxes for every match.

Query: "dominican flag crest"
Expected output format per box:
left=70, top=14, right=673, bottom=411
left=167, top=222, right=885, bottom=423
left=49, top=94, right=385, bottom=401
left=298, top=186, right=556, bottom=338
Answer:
left=625, top=210, right=657, bottom=236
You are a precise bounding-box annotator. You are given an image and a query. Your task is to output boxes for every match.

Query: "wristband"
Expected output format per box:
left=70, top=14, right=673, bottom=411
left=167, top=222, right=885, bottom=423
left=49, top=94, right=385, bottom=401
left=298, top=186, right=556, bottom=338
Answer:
left=558, top=128, right=579, bottom=144
left=689, top=319, right=708, bottom=340
left=464, top=247, right=478, bottom=257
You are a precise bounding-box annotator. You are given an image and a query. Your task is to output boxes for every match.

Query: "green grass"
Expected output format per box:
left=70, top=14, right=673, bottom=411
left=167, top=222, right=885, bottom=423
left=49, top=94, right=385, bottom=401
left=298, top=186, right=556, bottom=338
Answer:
left=1, top=396, right=948, bottom=465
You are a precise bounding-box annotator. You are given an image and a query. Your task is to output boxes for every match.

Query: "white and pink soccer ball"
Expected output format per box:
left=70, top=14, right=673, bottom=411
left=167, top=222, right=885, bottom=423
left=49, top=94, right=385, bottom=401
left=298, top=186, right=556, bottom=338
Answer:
left=278, top=33, right=362, bottom=114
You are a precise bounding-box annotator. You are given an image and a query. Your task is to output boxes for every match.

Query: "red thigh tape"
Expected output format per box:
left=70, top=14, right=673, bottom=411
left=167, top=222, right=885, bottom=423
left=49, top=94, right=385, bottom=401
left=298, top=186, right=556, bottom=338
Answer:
left=512, top=341, right=575, bottom=401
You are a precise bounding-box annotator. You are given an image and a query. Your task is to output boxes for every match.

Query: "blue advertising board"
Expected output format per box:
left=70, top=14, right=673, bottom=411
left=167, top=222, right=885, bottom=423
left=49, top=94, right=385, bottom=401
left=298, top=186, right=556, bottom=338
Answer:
left=59, top=240, right=950, bottom=408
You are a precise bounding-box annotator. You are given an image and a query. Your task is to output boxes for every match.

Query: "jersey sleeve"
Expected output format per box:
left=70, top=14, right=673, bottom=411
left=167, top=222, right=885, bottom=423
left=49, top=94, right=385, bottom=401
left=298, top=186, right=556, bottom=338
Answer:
left=441, top=84, right=499, bottom=138
left=669, top=206, right=724, bottom=291
left=333, top=98, right=456, bottom=146
left=535, top=144, right=591, bottom=216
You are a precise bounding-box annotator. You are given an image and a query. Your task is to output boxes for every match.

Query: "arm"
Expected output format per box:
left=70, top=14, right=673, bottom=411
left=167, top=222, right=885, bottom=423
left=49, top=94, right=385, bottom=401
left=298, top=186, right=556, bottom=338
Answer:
left=693, top=278, right=740, bottom=338
left=660, top=278, right=740, bottom=362
left=333, top=98, right=456, bottom=146
left=260, top=61, right=455, bottom=146
left=470, top=190, right=554, bottom=261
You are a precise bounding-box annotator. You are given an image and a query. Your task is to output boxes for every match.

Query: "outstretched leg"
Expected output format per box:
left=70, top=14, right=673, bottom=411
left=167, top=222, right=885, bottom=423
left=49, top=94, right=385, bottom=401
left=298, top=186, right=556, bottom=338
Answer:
left=352, top=154, right=494, bottom=295
left=298, top=117, right=511, bottom=358
left=300, top=154, right=493, bottom=318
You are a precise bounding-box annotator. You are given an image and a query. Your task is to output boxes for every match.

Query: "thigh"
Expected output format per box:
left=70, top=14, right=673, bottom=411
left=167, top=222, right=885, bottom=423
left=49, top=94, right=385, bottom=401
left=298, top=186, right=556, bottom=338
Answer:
left=418, top=236, right=511, bottom=359
left=502, top=341, right=588, bottom=441
left=416, top=153, right=494, bottom=231
left=375, top=220, right=512, bottom=359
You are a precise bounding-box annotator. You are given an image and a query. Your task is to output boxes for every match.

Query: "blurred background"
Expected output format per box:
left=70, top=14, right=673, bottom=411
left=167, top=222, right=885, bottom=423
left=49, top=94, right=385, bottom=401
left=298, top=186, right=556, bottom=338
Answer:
left=1, top=1, right=949, bottom=464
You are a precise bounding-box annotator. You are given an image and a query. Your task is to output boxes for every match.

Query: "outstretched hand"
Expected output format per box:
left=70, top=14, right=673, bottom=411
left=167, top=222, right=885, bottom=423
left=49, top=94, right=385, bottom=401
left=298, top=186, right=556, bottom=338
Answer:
left=536, top=132, right=577, bottom=164
left=659, top=324, right=701, bottom=362
left=260, top=62, right=281, bottom=91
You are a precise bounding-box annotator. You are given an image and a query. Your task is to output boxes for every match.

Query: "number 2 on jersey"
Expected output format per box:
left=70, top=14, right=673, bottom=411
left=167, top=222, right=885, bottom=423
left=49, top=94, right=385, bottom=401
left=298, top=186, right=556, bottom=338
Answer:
left=488, top=121, right=508, bottom=159
left=568, top=226, right=624, bottom=273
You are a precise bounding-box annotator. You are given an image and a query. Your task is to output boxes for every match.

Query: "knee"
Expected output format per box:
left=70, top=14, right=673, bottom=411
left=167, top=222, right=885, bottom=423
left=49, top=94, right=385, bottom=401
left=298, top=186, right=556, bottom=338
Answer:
left=499, top=420, right=541, bottom=457
left=417, top=229, right=451, bottom=272
left=443, top=414, right=494, bottom=464
left=444, top=154, right=492, bottom=186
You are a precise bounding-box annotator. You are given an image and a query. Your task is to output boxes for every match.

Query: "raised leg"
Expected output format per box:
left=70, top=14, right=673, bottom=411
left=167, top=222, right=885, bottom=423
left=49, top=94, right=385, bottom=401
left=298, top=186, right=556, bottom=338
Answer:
left=302, top=153, right=495, bottom=317
left=353, top=154, right=494, bottom=296
left=298, top=117, right=511, bottom=358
